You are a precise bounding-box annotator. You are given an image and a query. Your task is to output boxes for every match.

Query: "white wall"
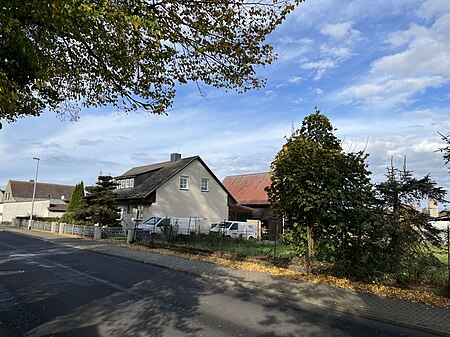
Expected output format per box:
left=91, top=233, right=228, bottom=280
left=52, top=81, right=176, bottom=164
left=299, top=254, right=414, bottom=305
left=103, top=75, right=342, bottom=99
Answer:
left=146, top=160, right=228, bottom=232
left=2, top=200, right=52, bottom=222
left=0, top=203, right=3, bottom=222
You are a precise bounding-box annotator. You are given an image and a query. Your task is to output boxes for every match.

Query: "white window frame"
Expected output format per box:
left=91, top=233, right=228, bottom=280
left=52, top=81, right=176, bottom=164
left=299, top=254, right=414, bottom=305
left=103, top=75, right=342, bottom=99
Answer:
left=180, top=176, right=189, bottom=190
left=201, top=178, right=209, bottom=192
left=136, top=205, right=144, bottom=220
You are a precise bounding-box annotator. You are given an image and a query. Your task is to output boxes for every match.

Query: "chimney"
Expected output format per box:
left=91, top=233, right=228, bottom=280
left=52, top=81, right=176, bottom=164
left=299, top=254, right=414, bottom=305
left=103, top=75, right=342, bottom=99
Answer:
left=170, top=153, right=181, bottom=162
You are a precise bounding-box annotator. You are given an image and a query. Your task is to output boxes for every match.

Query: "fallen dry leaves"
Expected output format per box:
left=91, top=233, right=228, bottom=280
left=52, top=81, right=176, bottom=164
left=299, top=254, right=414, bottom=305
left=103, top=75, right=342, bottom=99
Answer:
left=126, top=243, right=450, bottom=310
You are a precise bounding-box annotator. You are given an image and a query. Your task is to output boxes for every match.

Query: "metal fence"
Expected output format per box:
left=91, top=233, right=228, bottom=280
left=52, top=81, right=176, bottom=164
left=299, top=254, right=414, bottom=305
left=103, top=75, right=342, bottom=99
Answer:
left=102, top=227, right=127, bottom=238
left=11, top=218, right=126, bottom=239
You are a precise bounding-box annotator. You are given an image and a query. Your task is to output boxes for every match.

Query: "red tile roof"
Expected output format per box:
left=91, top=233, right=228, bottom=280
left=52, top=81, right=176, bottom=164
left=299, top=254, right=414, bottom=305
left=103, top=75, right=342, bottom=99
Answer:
left=223, top=172, right=271, bottom=205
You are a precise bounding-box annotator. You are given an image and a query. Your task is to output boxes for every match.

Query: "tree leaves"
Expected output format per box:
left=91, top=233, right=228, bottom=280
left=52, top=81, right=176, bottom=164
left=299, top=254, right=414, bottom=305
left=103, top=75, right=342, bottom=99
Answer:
left=0, top=0, right=302, bottom=124
left=267, top=109, right=379, bottom=279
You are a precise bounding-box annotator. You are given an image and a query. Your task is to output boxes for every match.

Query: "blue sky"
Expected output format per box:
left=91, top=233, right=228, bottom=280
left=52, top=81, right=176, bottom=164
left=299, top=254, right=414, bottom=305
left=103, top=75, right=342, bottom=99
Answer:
left=1, top=0, right=450, bottom=207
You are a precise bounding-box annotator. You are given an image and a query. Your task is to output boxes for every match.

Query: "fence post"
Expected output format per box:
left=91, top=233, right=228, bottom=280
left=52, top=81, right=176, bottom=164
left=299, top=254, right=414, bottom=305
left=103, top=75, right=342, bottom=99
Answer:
left=127, top=228, right=136, bottom=244
left=59, top=223, right=65, bottom=235
left=94, top=226, right=102, bottom=240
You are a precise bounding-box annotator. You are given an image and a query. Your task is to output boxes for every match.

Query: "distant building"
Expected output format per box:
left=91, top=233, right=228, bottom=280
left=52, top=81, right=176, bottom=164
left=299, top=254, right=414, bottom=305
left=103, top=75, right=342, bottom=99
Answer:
left=427, top=197, right=450, bottom=239
left=223, top=172, right=282, bottom=240
left=1, top=180, right=74, bottom=222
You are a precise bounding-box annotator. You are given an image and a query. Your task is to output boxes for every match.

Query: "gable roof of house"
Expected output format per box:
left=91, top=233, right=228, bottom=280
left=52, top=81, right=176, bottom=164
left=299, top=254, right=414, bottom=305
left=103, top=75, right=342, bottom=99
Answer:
left=115, top=156, right=236, bottom=203
left=222, top=172, right=271, bottom=205
left=116, top=160, right=175, bottom=178
left=7, top=180, right=74, bottom=202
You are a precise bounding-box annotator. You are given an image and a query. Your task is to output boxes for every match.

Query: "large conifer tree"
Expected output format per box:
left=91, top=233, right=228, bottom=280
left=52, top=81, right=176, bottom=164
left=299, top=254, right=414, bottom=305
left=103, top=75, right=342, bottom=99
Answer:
left=375, top=159, right=446, bottom=276
left=73, top=175, right=120, bottom=227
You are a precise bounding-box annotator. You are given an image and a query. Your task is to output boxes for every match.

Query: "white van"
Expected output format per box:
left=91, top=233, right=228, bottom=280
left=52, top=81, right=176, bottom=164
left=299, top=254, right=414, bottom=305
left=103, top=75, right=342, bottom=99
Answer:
left=137, top=216, right=205, bottom=235
left=210, top=221, right=256, bottom=240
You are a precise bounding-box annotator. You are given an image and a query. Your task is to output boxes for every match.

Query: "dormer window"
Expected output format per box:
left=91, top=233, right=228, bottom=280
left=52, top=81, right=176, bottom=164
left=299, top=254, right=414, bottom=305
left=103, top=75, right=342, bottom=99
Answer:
left=118, top=178, right=134, bottom=189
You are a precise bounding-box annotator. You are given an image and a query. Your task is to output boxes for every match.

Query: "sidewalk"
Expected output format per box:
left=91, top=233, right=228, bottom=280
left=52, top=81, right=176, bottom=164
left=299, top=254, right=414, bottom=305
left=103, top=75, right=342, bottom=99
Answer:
left=3, top=226, right=450, bottom=336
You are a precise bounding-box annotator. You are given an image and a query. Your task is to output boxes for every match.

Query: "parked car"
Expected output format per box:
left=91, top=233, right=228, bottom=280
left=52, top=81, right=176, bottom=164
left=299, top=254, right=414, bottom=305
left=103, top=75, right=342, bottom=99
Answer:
left=210, top=221, right=256, bottom=240
left=137, top=216, right=162, bottom=231
left=137, top=216, right=205, bottom=235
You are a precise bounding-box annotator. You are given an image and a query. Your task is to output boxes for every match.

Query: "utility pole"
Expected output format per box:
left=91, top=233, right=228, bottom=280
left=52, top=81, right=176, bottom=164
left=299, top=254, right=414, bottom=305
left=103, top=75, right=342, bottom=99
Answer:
left=28, top=157, right=40, bottom=230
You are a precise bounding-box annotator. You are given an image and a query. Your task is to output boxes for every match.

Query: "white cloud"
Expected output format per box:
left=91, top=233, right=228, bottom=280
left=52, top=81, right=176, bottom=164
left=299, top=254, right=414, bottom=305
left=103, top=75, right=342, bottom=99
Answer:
left=334, top=115, right=450, bottom=193
left=417, top=0, right=450, bottom=20
left=301, top=59, right=336, bottom=80
left=336, top=76, right=447, bottom=105
left=412, top=109, right=450, bottom=122
left=320, top=22, right=361, bottom=41
left=372, top=16, right=450, bottom=78
left=320, top=45, right=353, bottom=58
left=275, top=37, right=314, bottom=63
left=263, top=90, right=277, bottom=100
left=332, top=4, right=450, bottom=108
left=315, top=88, right=325, bottom=96
left=297, top=21, right=359, bottom=80
left=288, top=76, right=303, bottom=84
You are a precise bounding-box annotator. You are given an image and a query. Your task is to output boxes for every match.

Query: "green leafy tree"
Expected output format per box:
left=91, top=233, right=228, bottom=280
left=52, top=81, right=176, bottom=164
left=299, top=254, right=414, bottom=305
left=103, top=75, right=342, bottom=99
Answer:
left=375, top=158, right=446, bottom=278
left=267, top=110, right=377, bottom=277
left=60, top=181, right=85, bottom=224
left=73, top=175, right=120, bottom=226
left=0, top=0, right=302, bottom=128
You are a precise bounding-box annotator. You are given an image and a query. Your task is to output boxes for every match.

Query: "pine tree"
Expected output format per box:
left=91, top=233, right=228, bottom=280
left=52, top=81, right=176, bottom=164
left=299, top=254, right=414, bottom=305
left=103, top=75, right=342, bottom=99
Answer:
left=60, top=181, right=85, bottom=224
left=73, top=176, right=120, bottom=227
left=375, top=158, right=446, bottom=277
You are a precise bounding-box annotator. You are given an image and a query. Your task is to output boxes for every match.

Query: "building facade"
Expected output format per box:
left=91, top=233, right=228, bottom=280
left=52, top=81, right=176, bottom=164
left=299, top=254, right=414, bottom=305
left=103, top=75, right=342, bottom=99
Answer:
left=115, top=154, right=234, bottom=232
left=1, top=180, right=74, bottom=222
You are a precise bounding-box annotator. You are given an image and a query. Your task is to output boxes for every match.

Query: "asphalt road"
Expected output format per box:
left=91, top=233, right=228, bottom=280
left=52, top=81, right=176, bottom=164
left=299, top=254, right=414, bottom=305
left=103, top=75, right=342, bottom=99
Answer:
left=0, top=230, right=437, bottom=337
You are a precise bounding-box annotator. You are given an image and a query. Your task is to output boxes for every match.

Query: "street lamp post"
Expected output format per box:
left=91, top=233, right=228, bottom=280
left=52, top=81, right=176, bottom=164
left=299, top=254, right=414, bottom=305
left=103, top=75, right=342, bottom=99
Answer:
left=28, top=157, right=40, bottom=230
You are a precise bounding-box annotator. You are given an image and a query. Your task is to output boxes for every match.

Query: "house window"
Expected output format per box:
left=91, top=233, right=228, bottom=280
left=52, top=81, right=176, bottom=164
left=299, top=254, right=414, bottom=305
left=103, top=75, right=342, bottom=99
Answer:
left=136, top=205, right=144, bottom=220
left=117, top=178, right=134, bottom=189
left=201, top=178, right=209, bottom=192
left=180, top=176, right=189, bottom=190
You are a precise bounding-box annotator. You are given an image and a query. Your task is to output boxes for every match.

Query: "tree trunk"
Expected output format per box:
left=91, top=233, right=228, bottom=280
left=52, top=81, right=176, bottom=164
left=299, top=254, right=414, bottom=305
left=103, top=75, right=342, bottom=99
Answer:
left=307, top=225, right=315, bottom=274
left=447, top=226, right=450, bottom=298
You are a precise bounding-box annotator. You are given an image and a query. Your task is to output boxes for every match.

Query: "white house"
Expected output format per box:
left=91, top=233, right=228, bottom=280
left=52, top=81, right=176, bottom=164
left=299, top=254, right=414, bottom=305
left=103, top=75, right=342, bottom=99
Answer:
left=114, top=154, right=235, bottom=232
left=1, top=180, right=74, bottom=222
